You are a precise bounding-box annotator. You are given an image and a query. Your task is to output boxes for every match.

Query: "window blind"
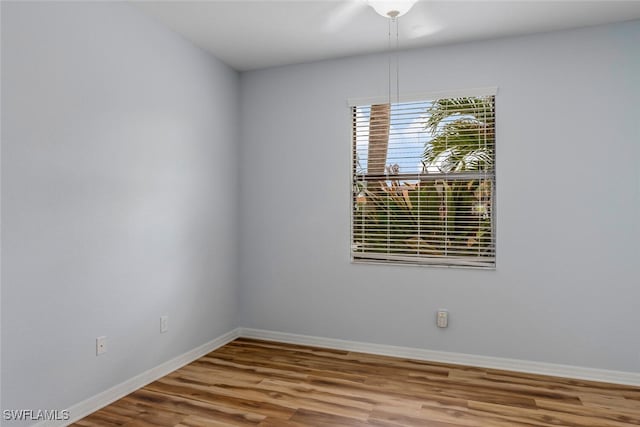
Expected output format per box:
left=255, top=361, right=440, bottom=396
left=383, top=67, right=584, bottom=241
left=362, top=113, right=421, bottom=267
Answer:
left=351, top=93, right=496, bottom=268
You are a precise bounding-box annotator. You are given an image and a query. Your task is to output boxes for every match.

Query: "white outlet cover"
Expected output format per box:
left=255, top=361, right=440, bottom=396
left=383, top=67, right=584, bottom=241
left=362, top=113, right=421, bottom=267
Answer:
left=160, top=315, right=169, bottom=333
left=436, top=310, right=449, bottom=328
left=96, top=336, right=107, bottom=355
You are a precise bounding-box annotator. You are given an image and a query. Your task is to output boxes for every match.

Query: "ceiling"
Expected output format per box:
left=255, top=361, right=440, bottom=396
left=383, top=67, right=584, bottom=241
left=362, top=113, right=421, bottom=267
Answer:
left=134, top=0, right=640, bottom=71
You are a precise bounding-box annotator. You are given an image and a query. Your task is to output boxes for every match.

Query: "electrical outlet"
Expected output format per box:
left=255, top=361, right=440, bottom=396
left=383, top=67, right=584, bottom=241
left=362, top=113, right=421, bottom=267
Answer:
left=436, top=310, right=449, bottom=328
left=96, top=336, right=107, bottom=355
left=160, top=315, right=169, bottom=333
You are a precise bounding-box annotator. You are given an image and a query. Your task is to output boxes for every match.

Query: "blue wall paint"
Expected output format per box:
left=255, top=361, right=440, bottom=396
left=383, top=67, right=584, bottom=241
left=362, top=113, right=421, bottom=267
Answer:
left=238, top=21, right=640, bottom=373
left=1, top=2, right=240, bottom=421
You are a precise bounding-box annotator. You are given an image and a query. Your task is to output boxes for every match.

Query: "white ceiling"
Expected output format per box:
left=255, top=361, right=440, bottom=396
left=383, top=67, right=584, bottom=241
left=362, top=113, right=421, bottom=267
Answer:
left=134, top=0, right=640, bottom=71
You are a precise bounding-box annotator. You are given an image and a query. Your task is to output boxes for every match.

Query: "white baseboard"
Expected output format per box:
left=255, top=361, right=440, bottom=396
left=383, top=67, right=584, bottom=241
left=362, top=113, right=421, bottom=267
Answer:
left=239, top=327, right=640, bottom=387
left=34, top=328, right=241, bottom=427
left=32, top=326, right=639, bottom=427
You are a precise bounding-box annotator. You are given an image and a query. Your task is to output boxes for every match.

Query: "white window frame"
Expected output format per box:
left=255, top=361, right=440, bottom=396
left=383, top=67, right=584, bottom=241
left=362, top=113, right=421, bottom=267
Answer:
left=349, top=88, right=497, bottom=269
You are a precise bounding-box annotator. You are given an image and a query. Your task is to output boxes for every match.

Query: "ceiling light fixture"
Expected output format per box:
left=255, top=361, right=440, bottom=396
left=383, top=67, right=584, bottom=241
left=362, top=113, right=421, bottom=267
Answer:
left=368, top=0, right=418, bottom=19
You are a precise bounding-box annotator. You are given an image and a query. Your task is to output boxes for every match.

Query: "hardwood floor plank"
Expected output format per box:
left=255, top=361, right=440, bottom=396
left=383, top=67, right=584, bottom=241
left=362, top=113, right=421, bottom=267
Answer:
left=126, top=389, right=266, bottom=426
left=176, top=415, right=250, bottom=427
left=74, top=338, right=640, bottom=427
left=256, top=417, right=311, bottom=427
left=468, top=400, right=639, bottom=427
left=288, top=408, right=370, bottom=427
left=146, top=377, right=297, bottom=421
left=535, top=398, right=640, bottom=425
left=370, top=406, right=480, bottom=427
left=579, top=393, right=640, bottom=413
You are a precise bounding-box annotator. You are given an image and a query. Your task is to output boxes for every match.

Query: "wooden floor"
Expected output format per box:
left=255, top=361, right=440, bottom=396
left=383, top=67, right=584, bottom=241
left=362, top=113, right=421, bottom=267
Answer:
left=74, top=338, right=640, bottom=427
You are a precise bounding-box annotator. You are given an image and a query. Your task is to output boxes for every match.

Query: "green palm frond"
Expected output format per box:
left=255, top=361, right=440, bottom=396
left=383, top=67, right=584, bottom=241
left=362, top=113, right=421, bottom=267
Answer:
left=423, top=97, right=495, bottom=173
left=425, top=97, right=495, bottom=136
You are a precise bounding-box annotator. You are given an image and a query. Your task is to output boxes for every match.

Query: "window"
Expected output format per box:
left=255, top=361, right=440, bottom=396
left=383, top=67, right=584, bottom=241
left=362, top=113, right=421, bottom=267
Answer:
left=350, top=89, right=496, bottom=268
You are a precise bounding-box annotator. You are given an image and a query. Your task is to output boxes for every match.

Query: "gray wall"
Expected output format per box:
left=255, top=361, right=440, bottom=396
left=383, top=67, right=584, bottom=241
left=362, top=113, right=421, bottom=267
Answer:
left=1, top=1, right=239, bottom=421
left=239, top=21, right=640, bottom=373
